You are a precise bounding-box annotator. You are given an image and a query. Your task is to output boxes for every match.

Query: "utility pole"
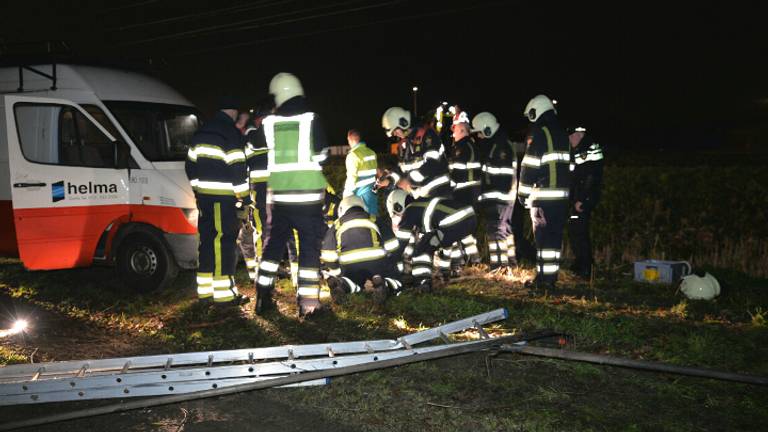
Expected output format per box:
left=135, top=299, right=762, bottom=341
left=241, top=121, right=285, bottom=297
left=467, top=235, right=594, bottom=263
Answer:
left=412, top=86, right=419, bottom=120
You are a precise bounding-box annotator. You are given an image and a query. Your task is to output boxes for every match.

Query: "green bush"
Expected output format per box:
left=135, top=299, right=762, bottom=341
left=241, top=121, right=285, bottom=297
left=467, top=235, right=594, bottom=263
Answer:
left=592, top=165, right=768, bottom=276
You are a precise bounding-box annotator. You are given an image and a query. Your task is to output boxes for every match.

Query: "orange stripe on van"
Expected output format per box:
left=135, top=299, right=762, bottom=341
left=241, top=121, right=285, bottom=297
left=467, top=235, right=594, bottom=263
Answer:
left=12, top=204, right=196, bottom=270
left=13, top=204, right=130, bottom=269
left=130, top=205, right=197, bottom=235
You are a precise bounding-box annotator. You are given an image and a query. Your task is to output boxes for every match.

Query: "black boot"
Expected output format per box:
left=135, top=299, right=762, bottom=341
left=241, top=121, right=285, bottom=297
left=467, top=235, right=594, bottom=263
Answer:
left=254, top=289, right=275, bottom=315
left=327, top=276, right=350, bottom=305
left=415, top=278, right=432, bottom=294
left=371, top=275, right=388, bottom=305
left=524, top=277, right=555, bottom=294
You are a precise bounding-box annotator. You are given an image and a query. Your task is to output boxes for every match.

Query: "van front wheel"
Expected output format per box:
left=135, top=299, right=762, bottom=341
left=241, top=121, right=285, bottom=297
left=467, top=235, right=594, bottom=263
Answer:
left=116, top=233, right=178, bottom=292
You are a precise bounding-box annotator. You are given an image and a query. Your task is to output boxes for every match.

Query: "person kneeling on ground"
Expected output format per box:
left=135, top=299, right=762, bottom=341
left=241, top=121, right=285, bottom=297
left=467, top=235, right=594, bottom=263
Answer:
left=320, top=196, right=402, bottom=305
left=386, top=187, right=478, bottom=293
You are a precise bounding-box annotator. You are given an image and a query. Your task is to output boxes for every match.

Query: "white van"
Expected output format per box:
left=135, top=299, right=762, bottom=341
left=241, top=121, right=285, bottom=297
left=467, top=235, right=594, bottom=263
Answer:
left=0, top=64, right=200, bottom=291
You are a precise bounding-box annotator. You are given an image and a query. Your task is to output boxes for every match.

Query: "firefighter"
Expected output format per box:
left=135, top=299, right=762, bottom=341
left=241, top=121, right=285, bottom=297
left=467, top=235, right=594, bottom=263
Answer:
left=185, top=97, right=250, bottom=305
left=381, top=107, right=452, bottom=199
left=252, top=73, right=330, bottom=317
left=382, top=107, right=421, bottom=179
left=381, top=107, right=451, bottom=200
left=321, top=196, right=402, bottom=305
left=508, top=134, right=538, bottom=265
left=386, top=188, right=477, bottom=293
left=568, top=126, right=604, bottom=279
left=518, top=95, right=571, bottom=289
left=235, top=113, right=257, bottom=282
left=447, top=110, right=481, bottom=265
left=235, top=110, right=269, bottom=282
left=281, top=183, right=339, bottom=291
left=323, top=183, right=341, bottom=229
left=449, top=111, right=481, bottom=206
left=382, top=106, right=456, bottom=278
left=343, top=129, right=378, bottom=217
left=472, top=112, right=519, bottom=270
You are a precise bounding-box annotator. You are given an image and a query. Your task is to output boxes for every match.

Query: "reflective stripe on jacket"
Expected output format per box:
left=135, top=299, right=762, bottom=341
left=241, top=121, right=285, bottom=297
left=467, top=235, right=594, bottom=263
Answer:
left=343, top=142, right=378, bottom=197
left=262, top=113, right=327, bottom=204
left=185, top=111, right=248, bottom=198
left=518, top=112, right=571, bottom=206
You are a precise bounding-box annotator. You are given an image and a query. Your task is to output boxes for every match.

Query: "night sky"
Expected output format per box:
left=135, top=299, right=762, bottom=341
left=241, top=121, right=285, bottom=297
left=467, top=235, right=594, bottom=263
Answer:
left=2, top=1, right=766, bottom=152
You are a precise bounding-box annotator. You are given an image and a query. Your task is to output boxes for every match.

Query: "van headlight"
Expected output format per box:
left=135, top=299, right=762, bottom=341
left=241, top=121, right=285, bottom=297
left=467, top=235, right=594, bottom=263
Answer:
left=182, top=208, right=199, bottom=228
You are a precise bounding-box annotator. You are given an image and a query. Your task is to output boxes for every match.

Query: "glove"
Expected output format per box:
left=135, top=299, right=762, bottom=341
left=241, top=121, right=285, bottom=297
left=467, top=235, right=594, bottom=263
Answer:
left=429, top=229, right=444, bottom=247
left=413, top=229, right=444, bottom=256
left=235, top=201, right=250, bottom=221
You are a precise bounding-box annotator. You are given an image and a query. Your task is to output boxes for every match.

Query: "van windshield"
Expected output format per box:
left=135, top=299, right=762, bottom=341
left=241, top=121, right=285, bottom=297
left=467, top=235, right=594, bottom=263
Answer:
left=104, top=101, right=200, bottom=162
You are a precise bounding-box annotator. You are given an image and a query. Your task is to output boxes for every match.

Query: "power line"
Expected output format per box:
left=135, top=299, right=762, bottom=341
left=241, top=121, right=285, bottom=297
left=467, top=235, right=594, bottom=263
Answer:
left=120, top=0, right=396, bottom=46
left=98, top=0, right=162, bottom=14
left=202, top=0, right=403, bottom=36
left=172, top=1, right=505, bottom=57
left=107, top=0, right=293, bottom=32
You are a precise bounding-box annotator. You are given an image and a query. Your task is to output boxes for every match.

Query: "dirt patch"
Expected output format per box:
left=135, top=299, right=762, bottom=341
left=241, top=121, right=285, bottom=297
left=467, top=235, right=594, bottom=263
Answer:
left=2, top=391, right=356, bottom=432
left=0, top=293, right=164, bottom=363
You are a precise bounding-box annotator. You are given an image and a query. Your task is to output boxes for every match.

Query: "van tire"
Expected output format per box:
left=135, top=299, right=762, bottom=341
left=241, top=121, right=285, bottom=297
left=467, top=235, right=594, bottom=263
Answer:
left=116, top=233, right=178, bottom=292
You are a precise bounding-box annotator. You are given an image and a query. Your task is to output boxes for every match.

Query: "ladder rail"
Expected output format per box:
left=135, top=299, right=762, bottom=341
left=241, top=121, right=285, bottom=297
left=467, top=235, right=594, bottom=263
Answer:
left=0, top=343, right=458, bottom=396
left=0, top=308, right=507, bottom=381
left=1, top=376, right=329, bottom=405
left=0, top=340, right=397, bottom=380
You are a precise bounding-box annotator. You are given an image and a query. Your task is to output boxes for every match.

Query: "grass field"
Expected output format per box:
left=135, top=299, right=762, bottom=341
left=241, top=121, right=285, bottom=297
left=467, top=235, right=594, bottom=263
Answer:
left=1, top=257, right=767, bottom=431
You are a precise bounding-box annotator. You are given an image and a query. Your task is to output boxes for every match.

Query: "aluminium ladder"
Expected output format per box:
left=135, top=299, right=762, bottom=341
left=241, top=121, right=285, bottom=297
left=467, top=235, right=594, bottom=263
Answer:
left=0, top=308, right=508, bottom=405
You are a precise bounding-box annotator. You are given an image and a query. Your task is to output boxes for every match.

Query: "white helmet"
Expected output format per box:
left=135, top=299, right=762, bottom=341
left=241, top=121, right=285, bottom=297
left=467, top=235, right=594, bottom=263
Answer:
left=339, top=195, right=365, bottom=217
left=471, top=112, right=500, bottom=138
left=680, top=273, right=721, bottom=300
left=452, top=110, right=470, bottom=126
left=523, top=94, right=556, bottom=122
left=269, top=72, right=304, bottom=108
left=382, top=107, right=411, bottom=137
left=386, top=189, right=408, bottom=217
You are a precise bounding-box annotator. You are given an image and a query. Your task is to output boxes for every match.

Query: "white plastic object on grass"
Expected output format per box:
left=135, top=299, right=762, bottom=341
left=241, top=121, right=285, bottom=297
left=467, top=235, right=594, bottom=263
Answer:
left=680, top=273, right=721, bottom=300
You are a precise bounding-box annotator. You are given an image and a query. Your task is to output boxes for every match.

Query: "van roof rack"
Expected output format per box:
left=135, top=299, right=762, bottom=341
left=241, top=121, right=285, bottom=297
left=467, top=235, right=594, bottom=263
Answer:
left=0, top=41, right=70, bottom=92
left=16, top=64, right=58, bottom=92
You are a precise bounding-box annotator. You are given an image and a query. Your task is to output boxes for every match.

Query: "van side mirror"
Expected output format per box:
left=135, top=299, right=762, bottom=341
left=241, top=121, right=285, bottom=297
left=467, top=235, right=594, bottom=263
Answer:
left=114, top=140, right=131, bottom=169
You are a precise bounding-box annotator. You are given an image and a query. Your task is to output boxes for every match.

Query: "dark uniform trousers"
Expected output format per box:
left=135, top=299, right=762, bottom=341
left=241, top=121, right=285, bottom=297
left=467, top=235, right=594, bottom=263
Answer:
left=569, top=209, right=593, bottom=275
left=258, top=204, right=324, bottom=305
left=513, top=199, right=536, bottom=262
left=238, top=182, right=269, bottom=281
left=452, top=188, right=478, bottom=210
left=340, top=257, right=401, bottom=292
left=197, top=195, right=239, bottom=298
left=483, top=203, right=515, bottom=269
left=412, top=217, right=477, bottom=283
left=531, top=201, right=568, bottom=284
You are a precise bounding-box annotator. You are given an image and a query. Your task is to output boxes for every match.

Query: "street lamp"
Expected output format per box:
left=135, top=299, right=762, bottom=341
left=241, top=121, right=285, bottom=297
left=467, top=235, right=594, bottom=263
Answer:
left=412, top=86, right=419, bottom=119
